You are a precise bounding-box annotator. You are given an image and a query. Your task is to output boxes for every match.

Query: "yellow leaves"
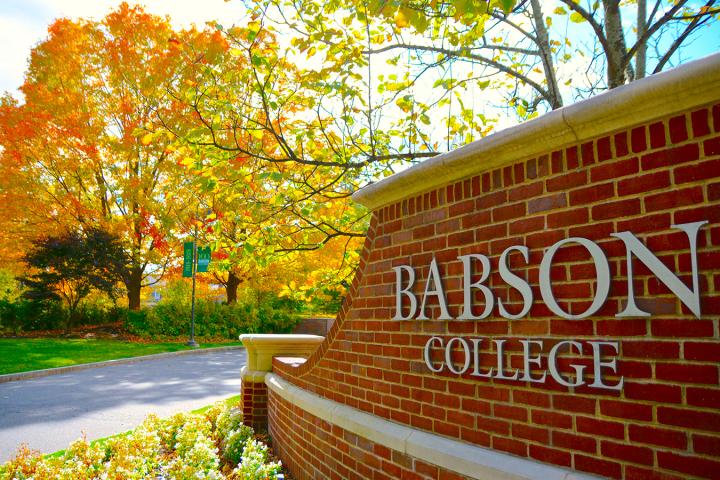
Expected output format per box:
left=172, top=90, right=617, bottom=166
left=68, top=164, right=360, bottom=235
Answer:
left=394, top=7, right=411, bottom=28
left=179, top=157, right=195, bottom=166
left=140, top=133, right=153, bottom=145
left=570, top=12, right=585, bottom=23
left=395, top=8, right=410, bottom=28
left=278, top=280, right=296, bottom=298
left=553, top=6, right=567, bottom=15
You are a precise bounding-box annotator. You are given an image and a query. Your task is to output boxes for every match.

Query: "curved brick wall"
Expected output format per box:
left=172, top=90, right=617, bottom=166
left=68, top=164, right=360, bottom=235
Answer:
left=268, top=64, right=720, bottom=479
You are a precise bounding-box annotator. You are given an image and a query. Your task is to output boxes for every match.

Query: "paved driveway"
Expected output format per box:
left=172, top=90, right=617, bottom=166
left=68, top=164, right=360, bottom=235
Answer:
left=0, top=348, right=245, bottom=462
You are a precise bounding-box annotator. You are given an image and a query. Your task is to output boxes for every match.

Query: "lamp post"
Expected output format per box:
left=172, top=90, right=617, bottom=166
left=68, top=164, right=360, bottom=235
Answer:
left=187, top=224, right=199, bottom=348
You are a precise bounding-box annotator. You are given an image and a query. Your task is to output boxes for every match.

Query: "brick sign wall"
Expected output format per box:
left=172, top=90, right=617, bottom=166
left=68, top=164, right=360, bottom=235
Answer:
left=266, top=62, right=720, bottom=480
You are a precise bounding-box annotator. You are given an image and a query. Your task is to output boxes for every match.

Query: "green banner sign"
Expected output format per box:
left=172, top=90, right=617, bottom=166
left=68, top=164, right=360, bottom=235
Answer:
left=197, top=246, right=211, bottom=273
left=183, top=242, right=194, bottom=278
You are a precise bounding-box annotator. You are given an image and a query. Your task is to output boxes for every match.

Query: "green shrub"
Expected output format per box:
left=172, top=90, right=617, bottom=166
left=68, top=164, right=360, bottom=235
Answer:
left=0, top=299, right=66, bottom=333
left=124, top=297, right=301, bottom=340
left=222, top=425, right=254, bottom=466
left=215, top=407, right=244, bottom=441
left=0, top=295, right=126, bottom=334
left=230, top=439, right=282, bottom=480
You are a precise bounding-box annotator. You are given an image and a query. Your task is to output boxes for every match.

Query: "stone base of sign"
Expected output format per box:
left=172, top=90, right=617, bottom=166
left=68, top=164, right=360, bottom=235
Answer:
left=239, top=334, right=324, bottom=430
left=267, top=371, right=595, bottom=480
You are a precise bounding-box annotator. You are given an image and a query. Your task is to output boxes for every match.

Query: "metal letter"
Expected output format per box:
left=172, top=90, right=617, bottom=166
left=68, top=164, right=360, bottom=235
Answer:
left=457, top=254, right=494, bottom=320
left=612, top=221, right=707, bottom=319
left=540, top=237, right=610, bottom=319
left=392, top=265, right=417, bottom=320
left=470, top=338, right=493, bottom=378
left=445, top=337, right=471, bottom=374
left=588, top=341, right=623, bottom=390
left=418, top=257, right=453, bottom=320
left=492, top=339, right=519, bottom=380
left=548, top=340, right=586, bottom=388
left=424, top=336, right=444, bottom=373
left=519, top=340, right=546, bottom=383
left=498, top=246, right=533, bottom=319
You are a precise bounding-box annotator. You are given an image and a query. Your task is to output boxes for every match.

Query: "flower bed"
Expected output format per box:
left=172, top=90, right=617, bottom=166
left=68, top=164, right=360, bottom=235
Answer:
left=1, top=402, right=283, bottom=479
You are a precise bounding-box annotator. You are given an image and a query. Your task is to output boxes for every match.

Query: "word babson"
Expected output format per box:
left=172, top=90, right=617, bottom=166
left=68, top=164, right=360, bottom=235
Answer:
left=393, top=220, right=707, bottom=321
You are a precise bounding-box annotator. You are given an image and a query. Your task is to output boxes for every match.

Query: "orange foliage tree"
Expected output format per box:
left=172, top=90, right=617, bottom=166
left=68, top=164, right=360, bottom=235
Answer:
left=0, top=4, right=230, bottom=309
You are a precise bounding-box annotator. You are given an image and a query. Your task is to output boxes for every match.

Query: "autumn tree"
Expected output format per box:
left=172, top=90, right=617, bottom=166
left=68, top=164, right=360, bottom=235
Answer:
left=163, top=22, right=368, bottom=301
left=21, top=228, right=128, bottom=331
left=0, top=4, right=230, bottom=309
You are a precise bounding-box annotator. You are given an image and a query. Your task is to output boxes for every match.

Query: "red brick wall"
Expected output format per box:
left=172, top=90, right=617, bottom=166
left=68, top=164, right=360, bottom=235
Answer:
left=269, top=389, right=471, bottom=480
left=271, top=103, right=720, bottom=479
left=241, top=379, right=268, bottom=431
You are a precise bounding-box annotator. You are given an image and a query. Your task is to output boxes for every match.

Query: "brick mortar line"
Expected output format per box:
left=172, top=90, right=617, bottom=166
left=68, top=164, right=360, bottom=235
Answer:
left=0, top=345, right=245, bottom=384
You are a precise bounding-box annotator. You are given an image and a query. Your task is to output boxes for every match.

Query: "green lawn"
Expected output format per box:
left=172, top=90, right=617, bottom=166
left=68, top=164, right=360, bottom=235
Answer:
left=0, top=338, right=243, bottom=375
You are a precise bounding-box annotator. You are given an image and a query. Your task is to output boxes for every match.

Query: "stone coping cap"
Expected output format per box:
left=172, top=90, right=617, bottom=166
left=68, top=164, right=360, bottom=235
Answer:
left=274, top=357, right=308, bottom=368
left=239, top=334, right=325, bottom=345
left=352, top=52, right=720, bottom=211
left=240, top=334, right=324, bottom=371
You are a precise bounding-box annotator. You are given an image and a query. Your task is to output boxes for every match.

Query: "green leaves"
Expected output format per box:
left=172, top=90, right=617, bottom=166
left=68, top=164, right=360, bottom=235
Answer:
left=497, top=0, right=516, bottom=14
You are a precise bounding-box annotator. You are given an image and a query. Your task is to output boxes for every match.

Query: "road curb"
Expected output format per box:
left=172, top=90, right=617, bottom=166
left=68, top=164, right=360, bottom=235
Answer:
left=0, top=345, right=245, bottom=384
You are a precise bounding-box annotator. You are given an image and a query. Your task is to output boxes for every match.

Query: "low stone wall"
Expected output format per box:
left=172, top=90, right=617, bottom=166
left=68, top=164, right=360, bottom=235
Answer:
left=264, top=53, right=720, bottom=480
left=268, top=385, right=469, bottom=480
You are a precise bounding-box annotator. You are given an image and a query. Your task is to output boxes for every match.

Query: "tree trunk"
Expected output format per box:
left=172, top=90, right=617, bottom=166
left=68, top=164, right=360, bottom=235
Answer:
left=636, top=0, right=647, bottom=79
left=65, top=309, right=75, bottom=334
left=604, top=0, right=629, bottom=88
left=225, top=271, right=242, bottom=304
left=126, top=267, right=143, bottom=311
left=66, top=297, right=80, bottom=333
left=530, top=0, right=563, bottom=109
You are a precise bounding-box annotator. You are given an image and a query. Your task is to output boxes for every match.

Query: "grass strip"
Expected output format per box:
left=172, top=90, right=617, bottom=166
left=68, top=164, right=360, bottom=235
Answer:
left=0, top=338, right=242, bottom=375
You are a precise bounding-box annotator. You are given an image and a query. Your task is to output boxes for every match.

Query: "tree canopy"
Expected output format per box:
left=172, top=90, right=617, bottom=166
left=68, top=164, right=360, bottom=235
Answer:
left=0, top=5, right=231, bottom=309
left=0, top=1, right=717, bottom=311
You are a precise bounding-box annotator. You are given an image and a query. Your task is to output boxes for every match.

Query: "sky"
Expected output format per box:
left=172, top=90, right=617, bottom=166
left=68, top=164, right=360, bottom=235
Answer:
left=0, top=0, right=718, bottom=110
left=0, top=0, right=245, bottom=96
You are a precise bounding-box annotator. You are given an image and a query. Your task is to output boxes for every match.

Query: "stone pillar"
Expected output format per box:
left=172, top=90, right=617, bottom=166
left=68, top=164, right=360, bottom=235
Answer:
left=239, top=334, right=324, bottom=431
